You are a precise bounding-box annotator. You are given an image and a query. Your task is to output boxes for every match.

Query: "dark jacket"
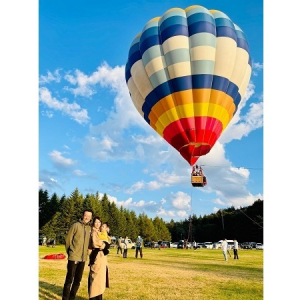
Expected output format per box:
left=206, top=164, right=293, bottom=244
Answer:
left=65, top=219, right=91, bottom=261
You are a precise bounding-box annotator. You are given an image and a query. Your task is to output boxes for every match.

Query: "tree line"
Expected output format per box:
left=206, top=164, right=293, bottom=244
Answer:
left=39, top=188, right=263, bottom=244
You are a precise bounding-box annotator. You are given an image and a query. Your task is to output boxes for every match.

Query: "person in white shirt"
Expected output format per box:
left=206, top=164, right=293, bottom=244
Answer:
left=233, top=239, right=239, bottom=259
left=221, top=239, right=228, bottom=261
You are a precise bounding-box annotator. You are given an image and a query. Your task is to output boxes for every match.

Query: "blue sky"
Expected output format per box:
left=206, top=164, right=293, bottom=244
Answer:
left=38, top=0, right=263, bottom=222
left=3, top=1, right=300, bottom=297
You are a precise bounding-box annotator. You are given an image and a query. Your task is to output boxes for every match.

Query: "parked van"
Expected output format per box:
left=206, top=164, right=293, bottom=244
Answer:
left=204, top=242, right=213, bottom=249
left=121, top=238, right=136, bottom=249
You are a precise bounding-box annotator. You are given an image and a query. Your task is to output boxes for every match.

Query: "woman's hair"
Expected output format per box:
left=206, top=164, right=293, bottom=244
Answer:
left=92, top=216, right=102, bottom=226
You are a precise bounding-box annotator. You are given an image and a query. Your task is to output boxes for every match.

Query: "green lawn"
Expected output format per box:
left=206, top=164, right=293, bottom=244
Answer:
left=39, top=245, right=263, bottom=300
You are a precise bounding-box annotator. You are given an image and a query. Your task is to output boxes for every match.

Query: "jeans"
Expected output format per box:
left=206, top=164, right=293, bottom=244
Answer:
left=117, top=246, right=122, bottom=254
left=222, top=250, right=228, bottom=261
left=62, top=260, right=85, bottom=300
left=123, top=249, right=128, bottom=258
left=234, top=249, right=239, bottom=259
left=135, top=247, right=143, bottom=258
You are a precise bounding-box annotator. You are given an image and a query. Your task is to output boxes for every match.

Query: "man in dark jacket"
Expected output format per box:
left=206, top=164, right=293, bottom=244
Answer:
left=62, top=209, right=93, bottom=300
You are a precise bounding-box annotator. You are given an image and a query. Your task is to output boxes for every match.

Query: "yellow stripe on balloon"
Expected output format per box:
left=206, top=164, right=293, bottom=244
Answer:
left=167, top=61, right=192, bottom=78
left=130, top=60, right=153, bottom=99
left=154, top=103, right=230, bottom=135
left=162, top=36, right=189, bottom=54
left=190, top=46, right=216, bottom=61
left=144, top=56, right=166, bottom=78
left=214, top=37, right=237, bottom=79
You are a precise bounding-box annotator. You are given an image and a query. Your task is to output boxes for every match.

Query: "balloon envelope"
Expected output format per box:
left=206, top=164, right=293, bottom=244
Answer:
left=125, top=5, right=252, bottom=165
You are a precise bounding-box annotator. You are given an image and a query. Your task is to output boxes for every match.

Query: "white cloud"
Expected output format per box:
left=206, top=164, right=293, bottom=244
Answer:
left=252, top=62, right=263, bottom=76
left=124, top=181, right=145, bottom=194
left=213, top=198, right=226, bottom=205
left=170, top=191, right=191, bottom=210
left=73, top=169, right=86, bottom=177
left=39, top=87, right=90, bottom=124
left=49, top=150, right=76, bottom=169
left=39, top=69, right=62, bottom=84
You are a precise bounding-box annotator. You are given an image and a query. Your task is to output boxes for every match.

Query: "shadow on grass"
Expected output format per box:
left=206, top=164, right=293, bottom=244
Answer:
left=39, top=281, right=86, bottom=300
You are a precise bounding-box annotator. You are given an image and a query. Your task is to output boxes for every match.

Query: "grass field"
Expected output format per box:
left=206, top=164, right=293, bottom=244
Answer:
left=39, top=245, right=263, bottom=300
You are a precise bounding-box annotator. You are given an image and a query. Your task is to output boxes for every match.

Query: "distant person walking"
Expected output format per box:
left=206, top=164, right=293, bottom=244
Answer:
left=233, top=239, right=239, bottom=259
left=123, top=236, right=128, bottom=258
left=117, top=236, right=123, bottom=255
left=135, top=235, right=143, bottom=258
left=222, top=239, right=228, bottom=261
left=193, top=240, right=197, bottom=250
left=62, top=209, right=93, bottom=300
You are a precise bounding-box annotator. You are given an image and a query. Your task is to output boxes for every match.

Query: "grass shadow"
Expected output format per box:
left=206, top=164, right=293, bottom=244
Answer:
left=39, top=281, right=86, bottom=300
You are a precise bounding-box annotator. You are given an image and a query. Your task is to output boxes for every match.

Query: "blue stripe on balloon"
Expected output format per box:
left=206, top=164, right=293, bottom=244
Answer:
left=140, top=35, right=161, bottom=56
left=159, top=15, right=187, bottom=32
left=160, top=24, right=189, bottom=43
left=233, top=94, right=241, bottom=112
left=237, top=38, right=249, bottom=53
left=140, top=26, right=159, bottom=44
left=215, top=18, right=235, bottom=30
left=125, top=63, right=132, bottom=83
left=212, top=76, right=229, bottom=92
left=188, top=21, right=216, bottom=36
left=192, top=74, right=213, bottom=88
left=141, top=74, right=244, bottom=122
left=187, top=12, right=215, bottom=26
left=226, top=82, right=239, bottom=100
left=216, top=26, right=237, bottom=42
left=128, top=42, right=140, bottom=58
left=127, top=50, right=142, bottom=72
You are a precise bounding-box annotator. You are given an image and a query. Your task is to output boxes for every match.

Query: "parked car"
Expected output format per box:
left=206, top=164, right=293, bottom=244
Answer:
left=171, top=242, right=179, bottom=248
left=249, top=242, right=257, bottom=249
left=197, top=242, right=205, bottom=249
left=144, top=242, right=152, bottom=247
left=240, top=242, right=252, bottom=249
left=162, top=241, right=170, bottom=248
left=204, top=242, right=213, bottom=249
left=256, top=243, right=264, bottom=250
left=121, top=238, right=136, bottom=249
left=177, top=241, right=184, bottom=249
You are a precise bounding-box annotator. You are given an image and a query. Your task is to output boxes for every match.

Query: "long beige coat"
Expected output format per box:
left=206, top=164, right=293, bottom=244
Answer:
left=88, top=228, right=109, bottom=298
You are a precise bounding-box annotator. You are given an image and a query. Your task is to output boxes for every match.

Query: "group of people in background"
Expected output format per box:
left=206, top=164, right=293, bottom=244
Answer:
left=221, top=239, right=239, bottom=261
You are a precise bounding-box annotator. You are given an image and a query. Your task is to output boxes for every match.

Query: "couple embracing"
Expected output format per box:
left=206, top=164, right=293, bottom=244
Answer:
left=62, top=209, right=110, bottom=300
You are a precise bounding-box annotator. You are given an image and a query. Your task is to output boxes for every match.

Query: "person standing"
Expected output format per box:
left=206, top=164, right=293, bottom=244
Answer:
left=123, top=236, right=128, bottom=258
left=62, top=209, right=93, bottom=300
left=117, top=236, right=123, bottom=255
left=193, top=240, right=197, bottom=250
left=233, top=239, right=239, bottom=259
left=135, top=235, right=143, bottom=258
left=221, top=239, right=228, bottom=261
left=88, top=216, right=110, bottom=300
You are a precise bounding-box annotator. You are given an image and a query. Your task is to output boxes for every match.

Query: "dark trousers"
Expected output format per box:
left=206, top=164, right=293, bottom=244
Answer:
left=117, top=246, right=122, bottom=254
left=135, top=247, right=143, bottom=258
left=62, top=260, right=85, bottom=300
left=123, top=249, right=128, bottom=258
left=234, top=249, right=239, bottom=259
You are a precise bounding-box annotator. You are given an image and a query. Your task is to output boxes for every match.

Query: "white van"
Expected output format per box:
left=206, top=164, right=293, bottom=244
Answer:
left=121, top=238, right=136, bottom=249
left=204, top=242, right=213, bottom=249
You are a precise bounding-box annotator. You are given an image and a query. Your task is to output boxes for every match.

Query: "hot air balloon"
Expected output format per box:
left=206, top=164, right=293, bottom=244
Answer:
left=125, top=5, right=252, bottom=186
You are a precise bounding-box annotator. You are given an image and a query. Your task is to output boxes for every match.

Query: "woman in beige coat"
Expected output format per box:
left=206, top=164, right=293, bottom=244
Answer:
left=88, top=216, right=109, bottom=300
